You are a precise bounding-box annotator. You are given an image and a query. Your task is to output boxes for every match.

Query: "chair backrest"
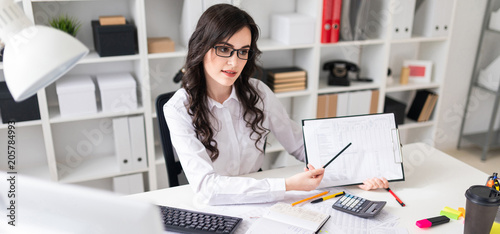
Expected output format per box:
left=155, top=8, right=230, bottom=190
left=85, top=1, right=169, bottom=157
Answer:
left=156, top=91, right=183, bottom=187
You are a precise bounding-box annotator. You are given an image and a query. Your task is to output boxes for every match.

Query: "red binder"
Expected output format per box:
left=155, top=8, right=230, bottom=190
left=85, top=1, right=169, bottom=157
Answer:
left=331, top=0, right=342, bottom=43
left=321, top=0, right=334, bottom=43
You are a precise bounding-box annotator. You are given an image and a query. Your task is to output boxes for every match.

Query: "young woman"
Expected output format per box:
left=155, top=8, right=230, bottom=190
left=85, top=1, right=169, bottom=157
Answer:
left=164, top=4, right=387, bottom=205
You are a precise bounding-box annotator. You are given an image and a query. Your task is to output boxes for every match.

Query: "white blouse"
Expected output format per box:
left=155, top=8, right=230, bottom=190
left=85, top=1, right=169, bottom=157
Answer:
left=164, top=78, right=305, bottom=205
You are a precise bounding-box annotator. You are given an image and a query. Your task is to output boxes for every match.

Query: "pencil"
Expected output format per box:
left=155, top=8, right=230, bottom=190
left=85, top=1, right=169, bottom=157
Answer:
left=291, top=191, right=329, bottom=206
left=323, top=142, right=352, bottom=169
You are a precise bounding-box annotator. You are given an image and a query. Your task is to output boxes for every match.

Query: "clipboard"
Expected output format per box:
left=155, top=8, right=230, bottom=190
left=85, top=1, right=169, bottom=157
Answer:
left=302, top=113, right=404, bottom=188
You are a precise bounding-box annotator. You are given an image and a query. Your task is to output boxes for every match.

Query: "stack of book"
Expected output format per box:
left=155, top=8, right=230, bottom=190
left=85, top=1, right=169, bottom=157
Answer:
left=266, top=67, right=307, bottom=93
left=407, top=90, right=438, bottom=122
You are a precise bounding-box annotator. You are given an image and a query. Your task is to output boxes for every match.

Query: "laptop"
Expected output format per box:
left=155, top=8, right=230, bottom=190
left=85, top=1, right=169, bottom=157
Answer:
left=0, top=172, right=165, bottom=234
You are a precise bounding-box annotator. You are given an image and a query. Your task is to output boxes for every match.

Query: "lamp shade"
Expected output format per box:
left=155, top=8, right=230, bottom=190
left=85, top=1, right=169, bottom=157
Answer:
left=3, top=26, right=88, bottom=101
left=0, top=0, right=88, bottom=102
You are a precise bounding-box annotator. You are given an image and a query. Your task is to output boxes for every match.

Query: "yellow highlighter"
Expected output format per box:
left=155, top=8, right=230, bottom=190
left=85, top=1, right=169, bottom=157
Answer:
left=311, top=191, right=345, bottom=204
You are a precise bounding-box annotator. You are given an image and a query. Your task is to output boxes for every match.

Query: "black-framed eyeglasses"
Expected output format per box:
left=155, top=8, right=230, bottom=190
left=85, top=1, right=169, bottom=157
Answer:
left=213, top=46, right=253, bottom=60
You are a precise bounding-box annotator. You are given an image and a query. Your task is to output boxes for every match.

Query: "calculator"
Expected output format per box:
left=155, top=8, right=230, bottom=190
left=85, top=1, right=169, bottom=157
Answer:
left=332, top=193, right=386, bottom=218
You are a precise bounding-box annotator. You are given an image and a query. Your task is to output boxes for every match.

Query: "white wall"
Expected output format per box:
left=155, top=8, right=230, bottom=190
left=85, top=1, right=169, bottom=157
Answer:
left=435, top=0, right=488, bottom=151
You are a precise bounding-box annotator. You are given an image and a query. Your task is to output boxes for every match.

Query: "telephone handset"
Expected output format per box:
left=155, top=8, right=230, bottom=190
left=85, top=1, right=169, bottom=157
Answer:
left=323, top=60, right=372, bottom=86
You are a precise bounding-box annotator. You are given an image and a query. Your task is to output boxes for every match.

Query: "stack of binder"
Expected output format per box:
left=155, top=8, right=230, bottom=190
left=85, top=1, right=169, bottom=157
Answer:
left=321, top=0, right=342, bottom=43
left=266, top=67, right=307, bottom=93
left=407, top=90, right=438, bottom=122
left=317, top=89, right=379, bottom=118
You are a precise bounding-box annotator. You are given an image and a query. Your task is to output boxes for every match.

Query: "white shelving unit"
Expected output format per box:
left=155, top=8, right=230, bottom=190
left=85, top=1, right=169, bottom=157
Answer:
left=0, top=0, right=456, bottom=192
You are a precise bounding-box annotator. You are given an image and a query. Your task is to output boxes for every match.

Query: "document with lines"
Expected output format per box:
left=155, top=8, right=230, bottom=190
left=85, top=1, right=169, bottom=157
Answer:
left=302, top=113, right=404, bottom=188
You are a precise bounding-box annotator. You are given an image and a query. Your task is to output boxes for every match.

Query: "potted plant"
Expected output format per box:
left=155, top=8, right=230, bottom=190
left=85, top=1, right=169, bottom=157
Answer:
left=49, top=15, right=82, bottom=37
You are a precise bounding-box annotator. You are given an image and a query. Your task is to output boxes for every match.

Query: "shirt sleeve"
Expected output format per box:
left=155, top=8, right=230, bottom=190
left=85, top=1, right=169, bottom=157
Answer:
left=254, top=80, right=306, bottom=162
left=163, top=90, right=286, bottom=205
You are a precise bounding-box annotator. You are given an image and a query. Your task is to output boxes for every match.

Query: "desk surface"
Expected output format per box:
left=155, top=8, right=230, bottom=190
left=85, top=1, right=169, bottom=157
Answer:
left=128, top=143, right=489, bottom=233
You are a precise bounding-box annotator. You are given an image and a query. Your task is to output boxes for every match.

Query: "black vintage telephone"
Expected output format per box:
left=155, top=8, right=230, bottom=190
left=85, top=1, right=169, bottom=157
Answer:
left=323, top=60, right=372, bottom=86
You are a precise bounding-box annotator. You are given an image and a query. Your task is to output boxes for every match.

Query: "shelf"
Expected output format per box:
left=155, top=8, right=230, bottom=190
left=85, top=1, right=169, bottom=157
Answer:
left=398, top=118, right=435, bottom=130
left=320, top=39, right=386, bottom=47
left=473, top=82, right=498, bottom=95
left=318, top=78, right=380, bottom=94
left=462, top=130, right=500, bottom=149
left=485, top=28, right=500, bottom=35
left=147, top=45, right=188, bottom=59
left=258, top=38, right=315, bottom=51
left=0, top=62, right=3, bottom=69
left=58, top=155, right=149, bottom=184
left=78, top=51, right=141, bottom=64
left=391, top=36, right=448, bottom=44
left=0, top=120, right=43, bottom=129
left=49, top=106, right=145, bottom=124
left=386, top=81, right=440, bottom=92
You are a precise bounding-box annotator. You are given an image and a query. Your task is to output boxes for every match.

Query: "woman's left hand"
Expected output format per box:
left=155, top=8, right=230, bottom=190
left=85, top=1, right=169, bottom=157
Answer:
left=358, top=177, right=389, bottom=191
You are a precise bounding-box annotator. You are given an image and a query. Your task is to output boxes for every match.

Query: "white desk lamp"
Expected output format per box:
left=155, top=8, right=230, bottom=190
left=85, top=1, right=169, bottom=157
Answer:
left=0, top=0, right=88, bottom=102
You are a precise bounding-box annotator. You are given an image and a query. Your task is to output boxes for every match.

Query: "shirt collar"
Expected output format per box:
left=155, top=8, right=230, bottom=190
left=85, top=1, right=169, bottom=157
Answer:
left=208, top=85, right=239, bottom=109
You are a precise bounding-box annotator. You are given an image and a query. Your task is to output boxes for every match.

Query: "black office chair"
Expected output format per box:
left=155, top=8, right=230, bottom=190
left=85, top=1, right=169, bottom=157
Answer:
left=156, top=91, right=185, bottom=187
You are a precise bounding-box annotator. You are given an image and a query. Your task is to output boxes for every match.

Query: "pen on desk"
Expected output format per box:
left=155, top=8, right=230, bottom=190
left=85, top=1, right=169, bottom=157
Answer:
left=323, top=142, right=352, bottom=169
left=291, top=191, right=329, bottom=206
left=386, top=187, right=405, bottom=207
left=311, top=191, right=345, bottom=204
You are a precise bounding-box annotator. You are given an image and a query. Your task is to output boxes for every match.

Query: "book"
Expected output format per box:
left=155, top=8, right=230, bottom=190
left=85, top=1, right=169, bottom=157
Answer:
left=268, top=76, right=306, bottom=84
left=246, top=203, right=330, bottom=234
left=407, top=90, right=436, bottom=122
left=267, top=67, right=307, bottom=80
left=271, top=85, right=306, bottom=93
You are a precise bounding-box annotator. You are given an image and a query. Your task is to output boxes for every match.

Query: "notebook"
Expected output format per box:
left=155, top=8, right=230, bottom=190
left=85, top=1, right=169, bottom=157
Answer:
left=246, top=202, right=330, bottom=234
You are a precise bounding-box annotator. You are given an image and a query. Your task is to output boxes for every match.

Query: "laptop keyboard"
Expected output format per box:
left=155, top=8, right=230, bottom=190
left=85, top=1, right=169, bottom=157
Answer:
left=159, top=205, right=242, bottom=233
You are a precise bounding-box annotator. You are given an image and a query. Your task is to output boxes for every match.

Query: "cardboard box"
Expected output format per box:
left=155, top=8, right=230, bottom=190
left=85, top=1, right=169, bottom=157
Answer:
left=0, top=82, right=40, bottom=123
left=96, top=73, right=137, bottom=113
left=271, top=13, right=315, bottom=45
left=56, top=75, right=97, bottom=117
left=99, top=15, right=126, bottom=26
left=147, top=37, right=175, bottom=53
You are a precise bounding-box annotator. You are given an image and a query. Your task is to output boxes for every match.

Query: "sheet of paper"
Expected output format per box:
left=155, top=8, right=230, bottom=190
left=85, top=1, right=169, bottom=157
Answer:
left=302, top=113, right=404, bottom=188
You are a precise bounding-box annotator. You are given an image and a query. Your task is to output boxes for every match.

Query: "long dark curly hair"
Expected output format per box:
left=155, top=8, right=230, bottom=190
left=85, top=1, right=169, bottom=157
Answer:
left=181, top=4, right=268, bottom=162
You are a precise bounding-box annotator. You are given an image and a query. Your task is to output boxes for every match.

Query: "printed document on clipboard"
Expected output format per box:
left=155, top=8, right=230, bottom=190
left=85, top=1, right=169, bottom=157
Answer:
left=302, top=113, right=404, bottom=188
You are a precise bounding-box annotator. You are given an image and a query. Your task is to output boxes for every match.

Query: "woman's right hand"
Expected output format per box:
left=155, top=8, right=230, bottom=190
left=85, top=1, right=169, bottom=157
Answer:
left=285, top=164, right=325, bottom=191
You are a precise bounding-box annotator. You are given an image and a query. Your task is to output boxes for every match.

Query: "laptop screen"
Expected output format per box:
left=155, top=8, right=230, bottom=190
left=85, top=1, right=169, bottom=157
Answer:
left=0, top=172, right=164, bottom=234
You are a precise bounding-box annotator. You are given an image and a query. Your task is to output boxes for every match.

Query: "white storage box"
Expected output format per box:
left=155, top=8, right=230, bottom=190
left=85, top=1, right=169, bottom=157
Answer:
left=271, top=13, right=315, bottom=45
left=56, top=75, right=97, bottom=117
left=96, top=73, right=137, bottom=113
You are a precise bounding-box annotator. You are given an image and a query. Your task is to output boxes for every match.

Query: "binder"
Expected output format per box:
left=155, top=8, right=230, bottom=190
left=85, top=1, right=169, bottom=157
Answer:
left=321, top=0, right=334, bottom=43
left=180, top=0, right=232, bottom=47
left=331, top=0, right=342, bottom=43
left=407, top=90, right=437, bottom=122
left=113, top=117, right=133, bottom=172
left=112, top=173, right=145, bottom=195
left=340, top=0, right=353, bottom=41
left=317, top=94, right=338, bottom=118
left=336, top=92, right=349, bottom=117
left=128, top=115, right=148, bottom=170
left=348, top=90, right=372, bottom=115
left=413, top=0, right=453, bottom=37
left=302, top=113, right=404, bottom=188
left=391, top=0, right=416, bottom=39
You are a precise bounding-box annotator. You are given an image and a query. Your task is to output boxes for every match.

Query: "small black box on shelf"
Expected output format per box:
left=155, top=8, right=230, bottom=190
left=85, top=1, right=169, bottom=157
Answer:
left=0, top=82, right=41, bottom=124
left=0, top=46, right=4, bottom=62
left=384, top=96, right=406, bottom=125
left=91, top=20, right=137, bottom=57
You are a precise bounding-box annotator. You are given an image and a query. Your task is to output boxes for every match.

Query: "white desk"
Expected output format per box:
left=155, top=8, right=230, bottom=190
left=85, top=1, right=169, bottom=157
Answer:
left=128, top=143, right=489, bottom=233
